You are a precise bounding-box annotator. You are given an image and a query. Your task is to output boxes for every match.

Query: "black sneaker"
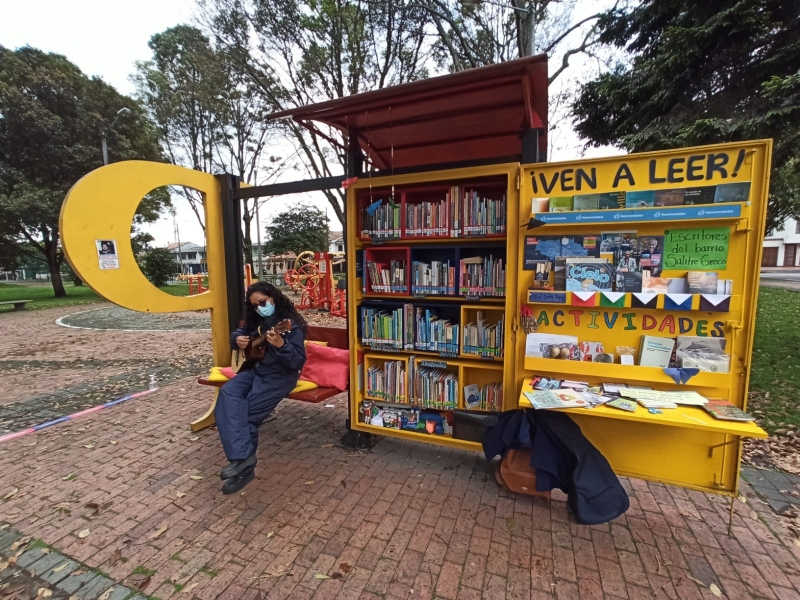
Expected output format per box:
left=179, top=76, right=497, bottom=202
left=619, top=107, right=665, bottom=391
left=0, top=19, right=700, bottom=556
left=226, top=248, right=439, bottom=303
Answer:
left=219, top=454, right=257, bottom=480
left=221, top=470, right=255, bottom=494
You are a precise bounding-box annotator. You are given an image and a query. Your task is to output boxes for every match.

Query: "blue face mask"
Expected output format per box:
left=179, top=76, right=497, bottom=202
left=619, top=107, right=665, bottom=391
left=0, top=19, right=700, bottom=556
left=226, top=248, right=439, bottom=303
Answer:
left=255, top=301, right=275, bottom=318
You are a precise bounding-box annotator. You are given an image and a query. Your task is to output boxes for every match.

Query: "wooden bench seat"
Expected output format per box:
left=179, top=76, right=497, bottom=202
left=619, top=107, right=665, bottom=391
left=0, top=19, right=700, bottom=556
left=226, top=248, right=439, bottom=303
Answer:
left=192, top=325, right=348, bottom=430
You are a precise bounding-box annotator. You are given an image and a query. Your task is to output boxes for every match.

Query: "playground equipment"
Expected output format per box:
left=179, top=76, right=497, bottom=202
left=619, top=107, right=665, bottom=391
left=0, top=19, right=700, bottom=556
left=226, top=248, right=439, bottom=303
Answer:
left=187, top=275, right=205, bottom=295
left=283, top=251, right=346, bottom=314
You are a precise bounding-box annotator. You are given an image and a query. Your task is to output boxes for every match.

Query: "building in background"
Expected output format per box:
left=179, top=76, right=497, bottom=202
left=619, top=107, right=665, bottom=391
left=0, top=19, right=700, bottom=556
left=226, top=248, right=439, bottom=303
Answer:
left=329, top=231, right=344, bottom=254
left=166, top=242, right=206, bottom=274
left=763, top=218, right=800, bottom=267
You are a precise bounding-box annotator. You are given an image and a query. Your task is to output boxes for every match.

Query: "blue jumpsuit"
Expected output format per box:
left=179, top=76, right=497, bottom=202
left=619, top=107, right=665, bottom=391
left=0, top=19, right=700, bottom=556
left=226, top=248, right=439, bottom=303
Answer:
left=215, top=316, right=307, bottom=463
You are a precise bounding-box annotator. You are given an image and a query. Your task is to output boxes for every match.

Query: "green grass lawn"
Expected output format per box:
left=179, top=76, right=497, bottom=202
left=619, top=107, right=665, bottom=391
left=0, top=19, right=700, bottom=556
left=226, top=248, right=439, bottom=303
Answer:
left=749, top=288, right=800, bottom=434
left=0, top=281, right=192, bottom=311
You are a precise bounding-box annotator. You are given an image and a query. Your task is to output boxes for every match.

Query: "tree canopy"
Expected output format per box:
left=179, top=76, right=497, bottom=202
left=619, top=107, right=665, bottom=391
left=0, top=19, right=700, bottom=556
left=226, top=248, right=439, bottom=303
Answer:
left=572, top=0, right=800, bottom=233
left=263, top=204, right=329, bottom=256
left=0, top=45, right=168, bottom=296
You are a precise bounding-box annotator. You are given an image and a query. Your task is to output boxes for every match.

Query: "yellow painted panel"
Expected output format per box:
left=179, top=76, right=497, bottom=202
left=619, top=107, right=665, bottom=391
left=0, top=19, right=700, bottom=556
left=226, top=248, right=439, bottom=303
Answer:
left=59, top=161, right=230, bottom=367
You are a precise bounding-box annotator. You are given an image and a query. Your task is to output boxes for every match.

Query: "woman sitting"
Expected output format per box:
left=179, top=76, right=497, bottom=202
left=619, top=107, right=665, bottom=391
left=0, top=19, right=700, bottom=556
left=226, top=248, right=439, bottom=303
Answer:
left=215, top=282, right=307, bottom=494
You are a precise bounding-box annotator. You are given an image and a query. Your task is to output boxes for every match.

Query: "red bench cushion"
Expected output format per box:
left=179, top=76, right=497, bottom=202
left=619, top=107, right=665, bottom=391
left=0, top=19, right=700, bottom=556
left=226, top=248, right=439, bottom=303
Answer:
left=299, top=343, right=350, bottom=391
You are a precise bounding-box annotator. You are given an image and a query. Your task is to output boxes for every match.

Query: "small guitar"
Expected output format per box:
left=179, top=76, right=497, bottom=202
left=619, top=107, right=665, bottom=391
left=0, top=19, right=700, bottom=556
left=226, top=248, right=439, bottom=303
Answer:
left=230, top=318, right=292, bottom=373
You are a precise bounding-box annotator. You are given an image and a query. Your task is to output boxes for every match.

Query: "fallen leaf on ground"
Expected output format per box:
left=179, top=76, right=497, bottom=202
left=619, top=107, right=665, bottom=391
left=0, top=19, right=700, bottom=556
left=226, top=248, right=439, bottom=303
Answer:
left=9, top=537, right=31, bottom=551
left=71, top=570, right=87, bottom=577
left=176, top=492, right=186, bottom=498
left=341, top=480, right=346, bottom=489
left=109, top=549, right=122, bottom=567
left=36, top=588, right=52, bottom=598
left=78, top=529, right=90, bottom=539
left=97, top=589, right=113, bottom=600
left=52, top=563, right=68, bottom=573
left=314, top=574, right=331, bottom=580
left=110, top=441, right=117, bottom=445
left=150, top=526, right=168, bottom=539
left=304, top=481, right=314, bottom=485
left=339, top=563, right=352, bottom=573
left=41, top=548, right=50, bottom=554
left=180, top=582, right=199, bottom=595
left=794, top=539, right=800, bottom=548
left=738, top=495, right=747, bottom=503
left=320, top=444, right=334, bottom=448
left=135, top=576, right=151, bottom=591
left=686, top=575, right=706, bottom=586
left=750, top=510, right=759, bottom=521
left=62, top=474, right=74, bottom=481
left=83, top=444, right=94, bottom=449
left=709, top=583, right=722, bottom=597
left=267, top=531, right=274, bottom=538
left=331, top=572, right=343, bottom=580
left=190, top=475, right=204, bottom=481
left=3, top=487, right=19, bottom=501
left=189, top=436, right=199, bottom=441
left=85, top=502, right=100, bottom=516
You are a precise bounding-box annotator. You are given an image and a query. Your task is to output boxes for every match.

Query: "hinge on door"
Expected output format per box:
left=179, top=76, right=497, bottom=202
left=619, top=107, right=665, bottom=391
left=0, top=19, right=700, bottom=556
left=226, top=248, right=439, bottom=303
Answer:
left=516, top=175, right=520, bottom=190
left=511, top=316, right=519, bottom=332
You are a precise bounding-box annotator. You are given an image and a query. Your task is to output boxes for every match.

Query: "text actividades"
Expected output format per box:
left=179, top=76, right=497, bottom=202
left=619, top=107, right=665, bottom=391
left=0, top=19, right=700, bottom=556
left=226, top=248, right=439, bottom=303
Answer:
left=531, top=308, right=724, bottom=338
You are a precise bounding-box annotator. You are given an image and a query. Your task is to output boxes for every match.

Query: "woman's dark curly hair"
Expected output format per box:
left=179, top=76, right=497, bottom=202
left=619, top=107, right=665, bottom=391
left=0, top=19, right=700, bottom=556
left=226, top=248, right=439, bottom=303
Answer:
left=243, top=281, right=308, bottom=335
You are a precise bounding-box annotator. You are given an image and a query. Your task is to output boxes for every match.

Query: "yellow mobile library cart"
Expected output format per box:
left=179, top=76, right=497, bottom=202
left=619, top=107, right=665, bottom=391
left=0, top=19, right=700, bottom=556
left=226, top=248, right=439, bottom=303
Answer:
left=347, top=140, right=770, bottom=498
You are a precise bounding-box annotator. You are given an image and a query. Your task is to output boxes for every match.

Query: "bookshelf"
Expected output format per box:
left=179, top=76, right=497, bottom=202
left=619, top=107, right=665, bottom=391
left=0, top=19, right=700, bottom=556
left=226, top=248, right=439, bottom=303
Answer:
left=346, top=141, right=771, bottom=497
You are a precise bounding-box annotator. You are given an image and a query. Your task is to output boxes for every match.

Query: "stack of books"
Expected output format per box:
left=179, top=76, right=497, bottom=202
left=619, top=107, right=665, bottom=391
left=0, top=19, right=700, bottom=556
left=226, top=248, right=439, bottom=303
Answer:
left=463, top=190, right=506, bottom=235
left=459, top=255, right=506, bottom=296
left=366, top=360, right=406, bottom=403
left=411, top=260, right=456, bottom=295
left=367, top=259, right=407, bottom=293
left=409, top=357, right=458, bottom=409
left=462, top=311, right=504, bottom=357
left=464, top=382, right=503, bottom=412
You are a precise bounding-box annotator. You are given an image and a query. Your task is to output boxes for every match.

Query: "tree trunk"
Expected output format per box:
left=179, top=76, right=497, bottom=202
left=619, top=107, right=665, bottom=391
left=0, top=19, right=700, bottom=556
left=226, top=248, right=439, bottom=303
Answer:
left=72, top=275, right=84, bottom=286
left=242, top=199, right=254, bottom=269
left=46, top=250, right=66, bottom=297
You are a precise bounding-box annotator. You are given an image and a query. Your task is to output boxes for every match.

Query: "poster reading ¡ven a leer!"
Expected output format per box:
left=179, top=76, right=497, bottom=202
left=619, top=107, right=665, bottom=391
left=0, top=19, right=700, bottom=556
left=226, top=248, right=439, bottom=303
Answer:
left=662, top=227, right=730, bottom=270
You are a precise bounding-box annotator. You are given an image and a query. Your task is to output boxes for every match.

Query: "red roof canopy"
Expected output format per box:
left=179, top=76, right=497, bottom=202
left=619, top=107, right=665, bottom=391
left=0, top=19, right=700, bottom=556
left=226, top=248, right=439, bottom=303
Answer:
left=267, top=55, right=548, bottom=170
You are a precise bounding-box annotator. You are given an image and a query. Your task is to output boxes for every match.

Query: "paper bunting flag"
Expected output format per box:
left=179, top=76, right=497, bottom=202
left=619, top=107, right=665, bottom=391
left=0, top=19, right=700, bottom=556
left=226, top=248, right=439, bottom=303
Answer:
left=365, top=199, right=383, bottom=217
left=663, top=293, right=693, bottom=311
left=571, top=292, right=597, bottom=307
left=699, top=294, right=731, bottom=312
left=631, top=293, right=658, bottom=309
left=663, top=368, right=700, bottom=385
left=599, top=292, right=626, bottom=308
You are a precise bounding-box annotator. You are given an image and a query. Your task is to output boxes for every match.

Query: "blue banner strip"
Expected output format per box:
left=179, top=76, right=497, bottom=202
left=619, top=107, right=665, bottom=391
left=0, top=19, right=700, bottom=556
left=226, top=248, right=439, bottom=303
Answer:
left=534, top=203, right=743, bottom=224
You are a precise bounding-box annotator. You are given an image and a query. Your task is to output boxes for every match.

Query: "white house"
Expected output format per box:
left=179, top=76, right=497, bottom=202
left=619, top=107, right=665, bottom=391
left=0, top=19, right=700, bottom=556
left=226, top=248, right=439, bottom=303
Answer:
left=763, top=218, right=800, bottom=267
left=166, top=241, right=206, bottom=274
left=329, top=231, right=344, bottom=253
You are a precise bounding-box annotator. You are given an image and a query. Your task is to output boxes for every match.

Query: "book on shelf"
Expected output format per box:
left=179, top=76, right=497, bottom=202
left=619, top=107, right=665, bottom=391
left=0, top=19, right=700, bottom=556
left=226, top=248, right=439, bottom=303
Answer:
left=686, top=271, right=719, bottom=294
left=573, top=194, right=599, bottom=211
left=459, top=255, right=505, bottom=296
left=598, top=192, right=626, bottom=209
left=406, top=199, right=449, bottom=237
left=675, top=336, right=729, bottom=373
left=523, top=390, right=589, bottom=409
left=565, top=259, right=614, bottom=292
left=414, top=307, right=459, bottom=353
left=625, top=191, right=655, bottom=208
left=367, top=360, right=406, bottom=403
left=408, top=356, right=457, bottom=409
left=654, top=189, right=685, bottom=206
left=361, top=199, right=401, bottom=239
left=639, top=335, right=676, bottom=367
left=641, top=272, right=668, bottom=293
left=367, top=259, right=407, bottom=294
left=683, top=186, right=716, bottom=205
left=550, top=196, right=573, bottom=212
left=638, top=235, right=663, bottom=276
left=411, top=260, right=456, bottom=295
left=462, top=311, right=504, bottom=357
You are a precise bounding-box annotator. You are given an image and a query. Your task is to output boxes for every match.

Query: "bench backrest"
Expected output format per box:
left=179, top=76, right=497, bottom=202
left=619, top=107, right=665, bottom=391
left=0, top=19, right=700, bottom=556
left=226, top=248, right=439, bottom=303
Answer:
left=307, top=325, right=348, bottom=349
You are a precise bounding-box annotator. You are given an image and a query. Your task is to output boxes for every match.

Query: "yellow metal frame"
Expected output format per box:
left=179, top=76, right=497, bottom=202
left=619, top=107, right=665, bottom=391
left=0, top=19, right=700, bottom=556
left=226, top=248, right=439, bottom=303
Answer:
left=346, top=141, right=771, bottom=496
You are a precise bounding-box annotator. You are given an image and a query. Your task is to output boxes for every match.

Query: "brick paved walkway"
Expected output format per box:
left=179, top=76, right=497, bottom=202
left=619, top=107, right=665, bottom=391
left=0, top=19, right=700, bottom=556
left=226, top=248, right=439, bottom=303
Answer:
left=2, top=382, right=800, bottom=600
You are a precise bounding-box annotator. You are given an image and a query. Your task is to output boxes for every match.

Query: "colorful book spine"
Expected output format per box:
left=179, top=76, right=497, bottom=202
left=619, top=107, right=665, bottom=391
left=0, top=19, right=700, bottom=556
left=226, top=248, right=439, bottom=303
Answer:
left=479, top=383, right=503, bottom=412
left=463, top=191, right=505, bottom=236
left=411, top=365, right=458, bottom=409
left=462, top=312, right=504, bottom=357
left=366, top=260, right=407, bottom=294
left=405, top=200, right=449, bottom=237
left=366, top=360, right=406, bottom=403
left=360, top=306, right=408, bottom=349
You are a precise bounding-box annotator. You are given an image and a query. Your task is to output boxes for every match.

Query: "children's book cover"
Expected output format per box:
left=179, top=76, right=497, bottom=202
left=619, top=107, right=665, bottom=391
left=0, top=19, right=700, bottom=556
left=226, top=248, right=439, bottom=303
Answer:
left=524, top=235, right=599, bottom=268
left=598, top=192, right=626, bottom=209
left=566, top=261, right=614, bottom=292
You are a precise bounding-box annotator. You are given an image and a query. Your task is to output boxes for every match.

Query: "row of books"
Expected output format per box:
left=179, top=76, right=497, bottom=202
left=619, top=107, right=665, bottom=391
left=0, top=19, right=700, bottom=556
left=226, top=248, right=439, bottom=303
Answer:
left=366, top=256, right=506, bottom=297
left=366, top=360, right=406, bottom=403
left=360, top=188, right=506, bottom=238
left=411, top=260, right=456, bottom=295
left=462, top=312, right=504, bottom=357
left=409, top=357, right=458, bottom=409
left=464, top=383, right=503, bottom=412
left=459, top=255, right=505, bottom=297
left=360, top=304, right=504, bottom=356
left=366, top=259, right=407, bottom=293
left=361, top=199, right=401, bottom=239
left=541, top=182, right=750, bottom=213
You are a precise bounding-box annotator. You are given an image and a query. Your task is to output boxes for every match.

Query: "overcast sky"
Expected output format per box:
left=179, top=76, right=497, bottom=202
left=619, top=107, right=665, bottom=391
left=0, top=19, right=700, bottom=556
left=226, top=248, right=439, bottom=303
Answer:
left=1, top=0, right=622, bottom=249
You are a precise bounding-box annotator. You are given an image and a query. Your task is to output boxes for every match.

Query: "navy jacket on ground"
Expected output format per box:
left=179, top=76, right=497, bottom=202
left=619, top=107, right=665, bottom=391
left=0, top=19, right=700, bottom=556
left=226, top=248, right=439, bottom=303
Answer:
left=483, top=409, right=629, bottom=525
